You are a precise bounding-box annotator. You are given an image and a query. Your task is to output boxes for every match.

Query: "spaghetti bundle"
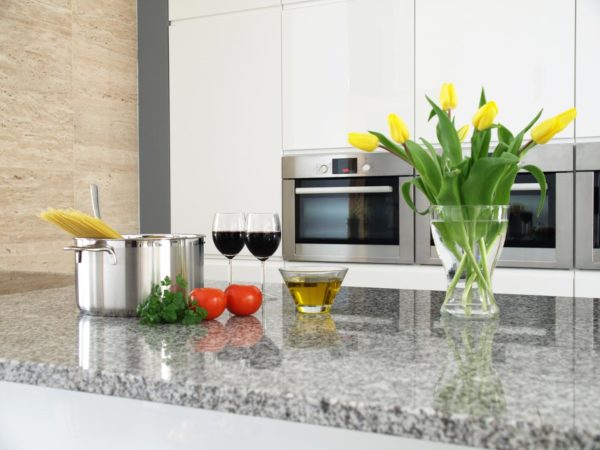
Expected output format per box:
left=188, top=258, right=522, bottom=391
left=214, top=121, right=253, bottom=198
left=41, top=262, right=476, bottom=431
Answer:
left=40, top=208, right=123, bottom=239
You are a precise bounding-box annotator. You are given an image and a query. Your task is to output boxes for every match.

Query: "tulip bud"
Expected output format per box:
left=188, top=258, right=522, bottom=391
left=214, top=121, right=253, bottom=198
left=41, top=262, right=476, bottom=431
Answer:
left=457, top=124, right=470, bottom=142
left=388, top=114, right=410, bottom=144
left=440, top=83, right=458, bottom=110
left=472, top=101, right=499, bottom=131
left=531, top=108, right=577, bottom=145
left=348, top=132, right=379, bottom=152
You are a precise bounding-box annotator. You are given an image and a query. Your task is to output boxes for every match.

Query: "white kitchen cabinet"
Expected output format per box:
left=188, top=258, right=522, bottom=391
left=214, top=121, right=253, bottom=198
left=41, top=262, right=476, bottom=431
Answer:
left=415, top=0, right=575, bottom=143
left=169, top=8, right=282, bottom=259
left=282, top=0, right=414, bottom=151
left=169, top=0, right=281, bottom=21
left=576, top=0, right=600, bottom=140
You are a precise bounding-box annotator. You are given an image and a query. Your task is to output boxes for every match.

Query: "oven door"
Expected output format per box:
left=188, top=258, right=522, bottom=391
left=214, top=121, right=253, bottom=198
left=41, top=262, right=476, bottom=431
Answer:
left=575, top=143, right=600, bottom=269
left=415, top=172, right=574, bottom=268
left=282, top=176, right=414, bottom=263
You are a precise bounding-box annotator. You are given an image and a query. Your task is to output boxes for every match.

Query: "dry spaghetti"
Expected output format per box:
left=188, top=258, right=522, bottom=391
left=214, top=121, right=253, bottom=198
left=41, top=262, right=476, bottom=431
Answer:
left=40, top=208, right=123, bottom=239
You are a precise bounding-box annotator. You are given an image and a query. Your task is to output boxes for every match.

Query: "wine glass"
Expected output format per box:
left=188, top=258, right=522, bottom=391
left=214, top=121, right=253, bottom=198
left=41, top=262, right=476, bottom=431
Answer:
left=212, top=213, right=246, bottom=285
left=244, top=213, right=281, bottom=294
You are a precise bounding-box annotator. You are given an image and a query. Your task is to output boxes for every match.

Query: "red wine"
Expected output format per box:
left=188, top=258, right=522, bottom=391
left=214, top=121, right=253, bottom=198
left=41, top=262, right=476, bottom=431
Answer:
left=213, top=231, right=245, bottom=258
left=244, top=232, right=281, bottom=261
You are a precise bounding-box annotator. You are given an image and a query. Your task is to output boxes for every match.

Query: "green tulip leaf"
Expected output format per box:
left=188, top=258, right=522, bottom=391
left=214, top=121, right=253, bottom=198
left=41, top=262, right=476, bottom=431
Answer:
left=494, top=166, right=519, bottom=205
left=437, top=172, right=463, bottom=206
left=521, top=164, right=547, bottom=216
left=470, top=128, right=492, bottom=161
left=405, top=140, right=442, bottom=195
left=401, top=178, right=430, bottom=215
left=427, top=96, right=462, bottom=167
left=479, top=87, right=487, bottom=107
left=493, top=141, right=509, bottom=157
left=427, top=109, right=436, bottom=122
left=461, top=157, right=518, bottom=205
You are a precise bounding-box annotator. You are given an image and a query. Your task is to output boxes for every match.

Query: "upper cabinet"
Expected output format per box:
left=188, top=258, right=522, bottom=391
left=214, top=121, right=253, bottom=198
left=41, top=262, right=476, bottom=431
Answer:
left=169, top=8, right=282, bottom=258
left=282, top=0, right=414, bottom=151
left=576, top=0, right=600, bottom=140
left=169, top=0, right=280, bottom=21
left=415, top=0, right=575, bottom=143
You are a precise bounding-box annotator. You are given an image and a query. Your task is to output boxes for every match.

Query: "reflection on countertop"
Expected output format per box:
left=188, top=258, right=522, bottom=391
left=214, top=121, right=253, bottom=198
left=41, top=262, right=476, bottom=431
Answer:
left=0, top=273, right=599, bottom=449
left=0, top=271, right=72, bottom=295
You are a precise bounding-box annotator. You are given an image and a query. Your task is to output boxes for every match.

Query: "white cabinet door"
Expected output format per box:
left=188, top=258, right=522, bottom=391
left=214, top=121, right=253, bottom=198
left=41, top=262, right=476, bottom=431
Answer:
left=576, top=0, right=600, bottom=140
left=282, top=0, right=414, bottom=151
left=169, top=8, right=282, bottom=259
left=169, top=0, right=281, bottom=21
left=415, top=0, right=575, bottom=143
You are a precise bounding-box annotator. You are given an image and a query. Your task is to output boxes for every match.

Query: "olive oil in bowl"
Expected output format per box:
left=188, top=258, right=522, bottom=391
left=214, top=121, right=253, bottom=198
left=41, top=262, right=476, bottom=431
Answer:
left=279, top=267, right=348, bottom=313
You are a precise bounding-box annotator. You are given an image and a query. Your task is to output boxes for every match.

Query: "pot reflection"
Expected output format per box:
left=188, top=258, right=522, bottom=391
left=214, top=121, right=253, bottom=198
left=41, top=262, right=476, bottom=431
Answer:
left=285, top=313, right=340, bottom=349
left=434, top=316, right=506, bottom=418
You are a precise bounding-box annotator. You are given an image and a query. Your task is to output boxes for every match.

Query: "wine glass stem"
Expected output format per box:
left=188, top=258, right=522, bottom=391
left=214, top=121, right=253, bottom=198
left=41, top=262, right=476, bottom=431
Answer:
left=228, top=258, right=233, bottom=285
left=260, top=260, right=266, bottom=294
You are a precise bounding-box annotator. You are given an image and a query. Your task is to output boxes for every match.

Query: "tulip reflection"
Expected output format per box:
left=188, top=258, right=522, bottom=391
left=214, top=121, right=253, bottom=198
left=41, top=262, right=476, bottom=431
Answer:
left=434, top=316, right=506, bottom=418
left=285, top=313, right=340, bottom=349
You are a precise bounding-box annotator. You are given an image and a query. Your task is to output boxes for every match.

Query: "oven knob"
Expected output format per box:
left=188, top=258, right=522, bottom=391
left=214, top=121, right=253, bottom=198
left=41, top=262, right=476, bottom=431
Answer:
left=319, top=164, right=329, bottom=174
left=362, top=163, right=371, bottom=172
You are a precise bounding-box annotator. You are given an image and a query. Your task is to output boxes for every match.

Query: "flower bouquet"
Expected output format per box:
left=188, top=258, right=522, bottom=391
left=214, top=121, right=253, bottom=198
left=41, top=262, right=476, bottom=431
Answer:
left=348, top=84, right=576, bottom=318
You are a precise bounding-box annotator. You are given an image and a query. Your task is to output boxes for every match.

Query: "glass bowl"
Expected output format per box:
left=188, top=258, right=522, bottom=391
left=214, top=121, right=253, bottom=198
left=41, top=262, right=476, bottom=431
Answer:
left=279, top=266, right=348, bottom=313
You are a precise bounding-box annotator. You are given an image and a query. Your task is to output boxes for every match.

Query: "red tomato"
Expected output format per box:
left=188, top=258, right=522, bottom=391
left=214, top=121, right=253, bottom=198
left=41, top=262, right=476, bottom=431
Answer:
left=225, top=284, right=262, bottom=316
left=225, top=316, right=264, bottom=348
left=193, top=320, right=228, bottom=353
left=189, top=287, right=226, bottom=320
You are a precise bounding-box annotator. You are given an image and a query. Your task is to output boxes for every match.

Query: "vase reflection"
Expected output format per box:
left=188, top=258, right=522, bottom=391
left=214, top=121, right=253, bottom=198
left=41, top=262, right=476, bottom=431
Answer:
left=434, top=316, right=506, bottom=418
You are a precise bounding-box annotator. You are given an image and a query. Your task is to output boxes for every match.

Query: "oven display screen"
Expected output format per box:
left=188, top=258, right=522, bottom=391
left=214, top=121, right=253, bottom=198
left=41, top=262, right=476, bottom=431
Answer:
left=332, top=158, right=357, bottom=174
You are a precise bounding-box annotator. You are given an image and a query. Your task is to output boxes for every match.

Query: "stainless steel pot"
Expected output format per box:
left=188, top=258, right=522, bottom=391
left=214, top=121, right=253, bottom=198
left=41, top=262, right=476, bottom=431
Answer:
left=65, top=234, right=204, bottom=317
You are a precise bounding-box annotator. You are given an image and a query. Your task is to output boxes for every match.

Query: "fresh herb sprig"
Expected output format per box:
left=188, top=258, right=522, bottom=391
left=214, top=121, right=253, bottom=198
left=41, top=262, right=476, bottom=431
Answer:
left=136, top=275, right=207, bottom=325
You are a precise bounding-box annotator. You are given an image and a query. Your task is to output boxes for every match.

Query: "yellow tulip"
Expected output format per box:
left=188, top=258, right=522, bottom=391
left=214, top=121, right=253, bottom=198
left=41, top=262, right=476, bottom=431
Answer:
left=472, top=101, right=499, bottom=131
left=440, top=83, right=458, bottom=110
left=457, top=124, right=470, bottom=142
left=348, top=132, right=379, bottom=152
left=531, top=108, right=577, bottom=144
left=388, top=114, right=410, bottom=144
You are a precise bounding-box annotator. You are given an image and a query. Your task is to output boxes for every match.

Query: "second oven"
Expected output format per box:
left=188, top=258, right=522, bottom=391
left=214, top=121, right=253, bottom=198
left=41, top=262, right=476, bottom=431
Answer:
left=415, top=144, right=574, bottom=269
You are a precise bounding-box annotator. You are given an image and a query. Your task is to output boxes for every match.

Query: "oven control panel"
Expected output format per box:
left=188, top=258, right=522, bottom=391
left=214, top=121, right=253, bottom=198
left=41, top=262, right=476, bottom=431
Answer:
left=282, top=152, right=413, bottom=179
left=316, top=157, right=373, bottom=177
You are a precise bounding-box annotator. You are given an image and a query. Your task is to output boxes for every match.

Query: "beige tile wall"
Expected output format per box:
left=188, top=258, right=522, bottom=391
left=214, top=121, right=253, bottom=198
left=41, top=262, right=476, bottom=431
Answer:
left=0, top=0, right=139, bottom=273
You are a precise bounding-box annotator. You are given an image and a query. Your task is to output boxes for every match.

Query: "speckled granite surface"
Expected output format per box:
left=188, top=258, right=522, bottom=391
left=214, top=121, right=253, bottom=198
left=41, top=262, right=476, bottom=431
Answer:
left=1, top=274, right=599, bottom=449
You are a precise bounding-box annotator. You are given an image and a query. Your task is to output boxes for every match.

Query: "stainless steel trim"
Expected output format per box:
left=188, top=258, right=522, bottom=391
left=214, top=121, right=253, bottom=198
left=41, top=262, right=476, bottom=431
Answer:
left=282, top=152, right=413, bottom=179
left=575, top=143, right=600, bottom=171
left=282, top=175, right=414, bottom=264
left=90, top=184, right=101, bottom=219
left=415, top=172, right=574, bottom=269
left=295, top=186, right=393, bottom=195
left=64, top=245, right=117, bottom=265
left=520, top=143, right=573, bottom=172
left=575, top=172, right=600, bottom=269
left=510, top=183, right=541, bottom=192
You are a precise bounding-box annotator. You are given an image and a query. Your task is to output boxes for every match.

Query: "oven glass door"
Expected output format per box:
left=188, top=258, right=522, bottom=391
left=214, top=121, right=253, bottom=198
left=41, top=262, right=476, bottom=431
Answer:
left=295, top=177, right=399, bottom=245
left=505, top=173, right=556, bottom=249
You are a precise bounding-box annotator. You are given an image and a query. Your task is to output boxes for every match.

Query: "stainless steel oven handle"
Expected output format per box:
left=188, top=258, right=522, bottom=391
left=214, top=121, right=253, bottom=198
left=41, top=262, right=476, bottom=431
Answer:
left=295, top=186, right=393, bottom=195
left=510, top=183, right=541, bottom=192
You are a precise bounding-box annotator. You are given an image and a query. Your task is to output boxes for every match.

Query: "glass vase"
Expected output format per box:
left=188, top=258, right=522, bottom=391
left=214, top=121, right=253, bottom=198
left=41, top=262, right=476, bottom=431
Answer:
left=431, top=205, right=509, bottom=319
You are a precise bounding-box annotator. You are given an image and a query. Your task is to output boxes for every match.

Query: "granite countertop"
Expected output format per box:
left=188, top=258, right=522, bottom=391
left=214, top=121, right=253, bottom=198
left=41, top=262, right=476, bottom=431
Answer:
left=1, top=272, right=599, bottom=449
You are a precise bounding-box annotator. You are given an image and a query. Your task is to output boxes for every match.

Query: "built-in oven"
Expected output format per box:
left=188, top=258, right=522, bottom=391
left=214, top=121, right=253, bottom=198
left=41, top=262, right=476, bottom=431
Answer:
left=415, top=144, right=574, bottom=269
left=576, top=143, right=600, bottom=269
left=282, top=153, right=414, bottom=264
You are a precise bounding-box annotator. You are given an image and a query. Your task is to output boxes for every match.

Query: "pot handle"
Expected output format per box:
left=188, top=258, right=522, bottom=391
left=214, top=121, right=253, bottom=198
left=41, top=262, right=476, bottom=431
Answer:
left=64, top=245, right=117, bottom=265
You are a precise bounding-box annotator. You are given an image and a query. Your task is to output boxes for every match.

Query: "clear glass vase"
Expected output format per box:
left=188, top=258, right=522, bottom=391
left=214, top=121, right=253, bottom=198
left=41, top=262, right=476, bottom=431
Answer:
left=431, top=205, right=509, bottom=319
